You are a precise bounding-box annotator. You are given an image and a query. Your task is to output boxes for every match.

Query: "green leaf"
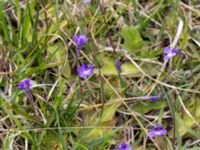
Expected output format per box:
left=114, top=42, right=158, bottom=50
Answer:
left=97, top=56, right=118, bottom=75
left=173, top=112, right=200, bottom=139
left=169, top=98, right=200, bottom=138
left=99, top=61, right=160, bottom=78
left=134, top=101, right=167, bottom=114
left=100, top=64, right=118, bottom=75
left=85, top=128, right=103, bottom=141
left=21, top=1, right=35, bottom=43
left=47, top=42, right=71, bottom=78
left=41, top=133, right=62, bottom=150
left=100, top=103, right=119, bottom=123
left=121, top=63, right=141, bottom=77
left=121, top=26, right=143, bottom=53
left=121, top=62, right=160, bottom=77
left=87, top=135, right=112, bottom=149
left=0, top=4, right=11, bottom=42
left=2, top=133, right=16, bottom=150
left=0, top=98, right=3, bottom=107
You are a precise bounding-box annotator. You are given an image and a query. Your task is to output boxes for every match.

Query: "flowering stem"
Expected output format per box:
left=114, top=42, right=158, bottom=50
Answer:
left=97, top=0, right=126, bottom=100
left=147, top=60, right=167, bottom=96
left=97, top=0, right=116, bottom=55
left=98, top=68, right=105, bottom=116
left=26, top=92, right=37, bottom=116
left=161, top=87, right=176, bottom=148
left=75, top=49, right=83, bottom=95
left=97, top=0, right=125, bottom=84
left=75, top=49, right=79, bottom=69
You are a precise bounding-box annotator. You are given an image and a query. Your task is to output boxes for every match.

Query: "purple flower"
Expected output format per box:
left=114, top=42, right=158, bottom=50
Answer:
left=84, top=0, right=91, bottom=3
left=115, top=59, right=121, bottom=71
left=147, top=92, right=164, bottom=102
left=148, top=125, right=167, bottom=138
left=77, top=64, right=94, bottom=79
left=163, top=47, right=182, bottom=61
left=148, top=96, right=159, bottom=102
left=17, top=79, right=32, bottom=94
left=118, top=143, right=132, bottom=150
left=73, top=35, right=87, bottom=52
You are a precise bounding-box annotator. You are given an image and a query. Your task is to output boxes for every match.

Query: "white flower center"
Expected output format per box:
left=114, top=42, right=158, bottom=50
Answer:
left=155, top=130, right=162, bottom=136
left=167, top=51, right=176, bottom=57
left=83, top=69, right=91, bottom=75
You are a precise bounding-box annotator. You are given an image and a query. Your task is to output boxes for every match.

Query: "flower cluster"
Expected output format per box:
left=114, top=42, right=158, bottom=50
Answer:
left=73, top=35, right=94, bottom=79
left=17, top=35, right=171, bottom=149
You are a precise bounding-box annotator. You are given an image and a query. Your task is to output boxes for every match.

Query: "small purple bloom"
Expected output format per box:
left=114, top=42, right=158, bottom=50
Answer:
left=147, top=92, right=164, bottom=102
left=163, top=47, right=182, bottom=61
left=148, top=96, right=159, bottom=102
left=73, top=35, right=87, bottom=52
left=17, top=79, right=32, bottom=94
left=115, top=59, right=121, bottom=71
left=148, top=125, right=167, bottom=138
left=84, top=0, right=91, bottom=3
left=118, top=143, right=132, bottom=150
left=77, top=64, right=94, bottom=79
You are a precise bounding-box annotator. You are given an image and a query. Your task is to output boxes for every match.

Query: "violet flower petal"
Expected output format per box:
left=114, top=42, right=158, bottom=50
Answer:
left=164, top=47, right=172, bottom=54
left=115, top=59, right=121, bottom=71
left=73, top=35, right=79, bottom=44
left=146, top=92, right=163, bottom=102
left=163, top=47, right=182, bottom=61
left=164, top=54, right=173, bottom=61
left=73, top=35, right=87, bottom=51
left=148, top=96, right=159, bottom=102
left=118, top=143, right=132, bottom=150
left=77, top=64, right=94, bottom=79
left=148, top=131, right=156, bottom=138
left=17, top=79, right=32, bottom=94
left=84, top=0, right=91, bottom=3
left=148, top=125, right=167, bottom=138
left=79, top=35, right=87, bottom=46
